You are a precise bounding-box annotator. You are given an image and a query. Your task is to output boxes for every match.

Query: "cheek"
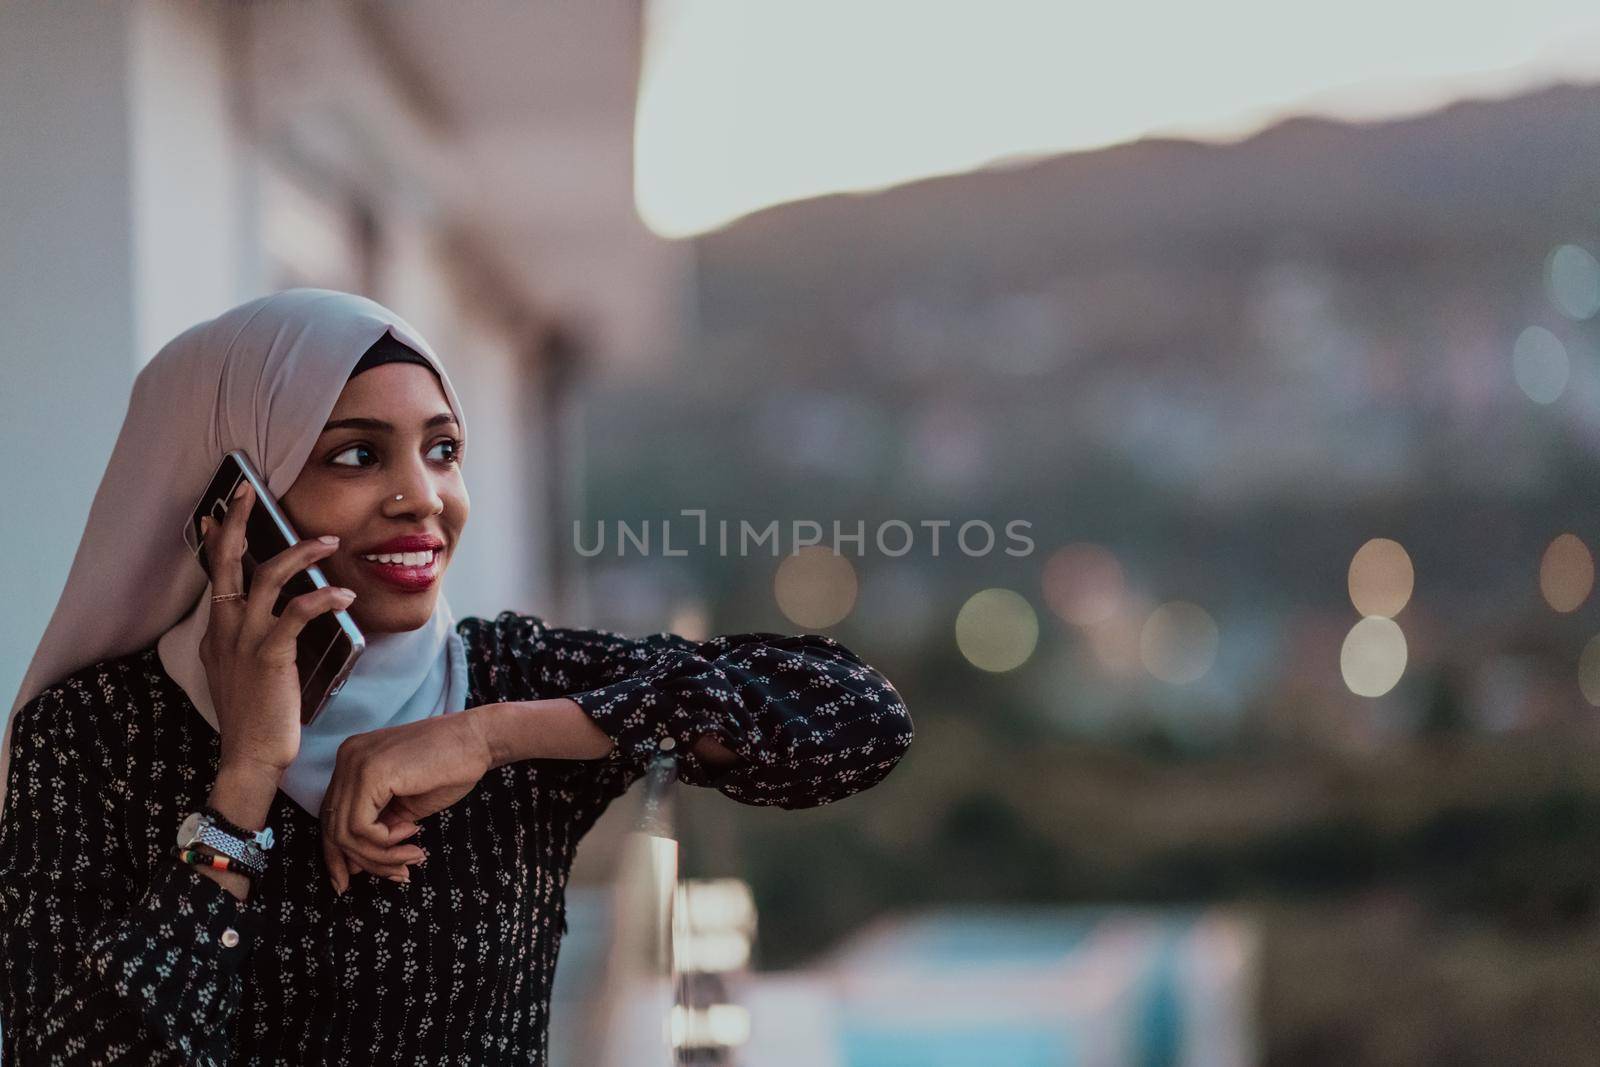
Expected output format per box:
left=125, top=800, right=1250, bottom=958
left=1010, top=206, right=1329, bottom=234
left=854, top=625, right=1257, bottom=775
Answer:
left=279, top=478, right=344, bottom=535
left=446, top=488, right=469, bottom=532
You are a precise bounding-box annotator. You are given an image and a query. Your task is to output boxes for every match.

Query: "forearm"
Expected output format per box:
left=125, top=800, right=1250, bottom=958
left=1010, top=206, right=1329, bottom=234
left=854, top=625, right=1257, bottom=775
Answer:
left=474, top=698, right=617, bottom=767
left=12, top=860, right=263, bottom=1064
left=557, top=631, right=913, bottom=807
left=473, top=699, right=741, bottom=770
left=199, top=761, right=282, bottom=901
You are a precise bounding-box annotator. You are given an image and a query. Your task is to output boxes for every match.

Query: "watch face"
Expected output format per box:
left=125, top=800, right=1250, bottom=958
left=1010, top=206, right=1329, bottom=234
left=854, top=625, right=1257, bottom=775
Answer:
left=177, top=811, right=203, bottom=848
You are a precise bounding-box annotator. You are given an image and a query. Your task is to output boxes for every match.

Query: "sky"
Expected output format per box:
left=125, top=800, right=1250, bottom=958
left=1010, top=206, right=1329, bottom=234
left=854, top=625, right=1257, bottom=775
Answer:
left=634, top=0, right=1600, bottom=238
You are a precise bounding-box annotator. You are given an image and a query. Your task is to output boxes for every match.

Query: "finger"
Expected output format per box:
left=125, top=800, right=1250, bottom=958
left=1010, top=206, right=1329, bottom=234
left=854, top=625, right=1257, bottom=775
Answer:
left=330, top=805, right=419, bottom=880
left=322, top=755, right=352, bottom=869
left=350, top=772, right=395, bottom=848
left=220, top=476, right=251, bottom=588
left=324, top=839, right=350, bottom=896
left=244, top=537, right=344, bottom=641
left=375, top=798, right=423, bottom=847
left=348, top=848, right=413, bottom=882
left=209, top=476, right=252, bottom=630
left=376, top=809, right=421, bottom=845
left=198, top=503, right=229, bottom=584
left=347, top=777, right=426, bottom=867
left=344, top=838, right=426, bottom=869
left=259, top=584, right=356, bottom=659
left=326, top=749, right=424, bottom=871
left=320, top=790, right=350, bottom=894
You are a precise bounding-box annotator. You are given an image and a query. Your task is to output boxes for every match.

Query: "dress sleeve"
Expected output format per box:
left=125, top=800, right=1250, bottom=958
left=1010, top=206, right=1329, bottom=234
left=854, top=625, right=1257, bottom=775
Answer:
left=507, top=613, right=914, bottom=810
left=0, top=680, right=264, bottom=1066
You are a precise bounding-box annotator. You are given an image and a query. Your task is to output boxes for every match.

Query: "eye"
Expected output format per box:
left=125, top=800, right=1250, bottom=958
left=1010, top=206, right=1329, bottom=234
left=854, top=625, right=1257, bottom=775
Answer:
left=430, top=437, right=465, bottom=465
left=328, top=437, right=465, bottom=469
left=329, top=444, right=377, bottom=469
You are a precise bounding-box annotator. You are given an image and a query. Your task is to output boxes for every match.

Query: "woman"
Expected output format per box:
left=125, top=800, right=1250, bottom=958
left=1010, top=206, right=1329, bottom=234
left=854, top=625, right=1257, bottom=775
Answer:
left=0, top=289, right=914, bottom=1065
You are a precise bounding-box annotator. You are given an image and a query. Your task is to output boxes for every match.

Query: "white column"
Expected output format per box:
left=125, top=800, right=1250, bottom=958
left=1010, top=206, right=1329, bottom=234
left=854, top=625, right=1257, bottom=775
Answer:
left=0, top=1, right=247, bottom=707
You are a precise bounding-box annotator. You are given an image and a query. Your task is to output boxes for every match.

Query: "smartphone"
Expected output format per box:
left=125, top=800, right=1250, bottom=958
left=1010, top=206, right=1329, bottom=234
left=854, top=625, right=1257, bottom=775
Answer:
left=182, top=449, right=364, bottom=725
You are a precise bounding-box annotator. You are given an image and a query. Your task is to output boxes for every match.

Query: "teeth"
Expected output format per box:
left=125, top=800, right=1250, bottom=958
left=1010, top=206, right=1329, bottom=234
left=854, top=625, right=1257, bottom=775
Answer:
left=360, top=549, right=436, bottom=566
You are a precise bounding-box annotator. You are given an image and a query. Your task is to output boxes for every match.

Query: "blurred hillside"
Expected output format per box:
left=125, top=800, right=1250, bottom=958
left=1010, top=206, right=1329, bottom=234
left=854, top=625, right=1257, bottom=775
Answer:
left=579, top=81, right=1600, bottom=1065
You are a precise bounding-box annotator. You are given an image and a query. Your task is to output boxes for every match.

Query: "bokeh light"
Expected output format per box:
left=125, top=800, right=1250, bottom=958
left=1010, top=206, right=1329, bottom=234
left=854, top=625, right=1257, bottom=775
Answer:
left=1512, top=325, right=1569, bottom=404
left=1547, top=244, right=1600, bottom=321
left=1042, top=543, right=1126, bottom=626
left=1579, top=635, right=1600, bottom=706
left=1340, top=616, right=1408, bottom=697
left=773, top=547, right=857, bottom=628
left=667, top=598, right=711, bottom=641
left=1539, top=533, right=1594, bottom=613
left=1347, top=538, right=1413, bottom=618
left=955, top=588, right=1039, bottom=673
left=1139, top=601, right=1219, bottom=684
left=1082, top=600, right=1148, bottom=677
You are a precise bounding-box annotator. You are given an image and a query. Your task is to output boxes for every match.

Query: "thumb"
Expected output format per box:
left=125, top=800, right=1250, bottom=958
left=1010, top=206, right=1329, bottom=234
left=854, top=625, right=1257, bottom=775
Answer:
left=377, top=799, right=424, bottom=842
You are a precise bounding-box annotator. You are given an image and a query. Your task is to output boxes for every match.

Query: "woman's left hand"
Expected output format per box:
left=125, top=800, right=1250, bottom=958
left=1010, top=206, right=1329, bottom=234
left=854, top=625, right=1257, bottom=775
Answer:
left=320, top=709, right=495, bottom=893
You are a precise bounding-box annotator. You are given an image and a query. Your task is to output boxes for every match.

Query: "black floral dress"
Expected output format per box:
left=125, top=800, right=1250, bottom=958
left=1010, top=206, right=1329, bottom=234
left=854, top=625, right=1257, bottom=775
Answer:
left=0, top=612, right=913, bottom=1065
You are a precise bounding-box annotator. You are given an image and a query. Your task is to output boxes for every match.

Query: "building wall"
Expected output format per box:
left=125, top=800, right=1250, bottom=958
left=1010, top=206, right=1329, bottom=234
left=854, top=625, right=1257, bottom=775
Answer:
left=1, top=0, right=556, bottom=709
left=129, top=0, right=246, bottom=362
left=0, top=2, right=144, bottom=705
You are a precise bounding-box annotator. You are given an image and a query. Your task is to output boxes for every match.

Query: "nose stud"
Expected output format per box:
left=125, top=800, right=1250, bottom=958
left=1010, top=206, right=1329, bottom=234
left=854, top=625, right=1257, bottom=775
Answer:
left=395, top=495, right=403, bottom=501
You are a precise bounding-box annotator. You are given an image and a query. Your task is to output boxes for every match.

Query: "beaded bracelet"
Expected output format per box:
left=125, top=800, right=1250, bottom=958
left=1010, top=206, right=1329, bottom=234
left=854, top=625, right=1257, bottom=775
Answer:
left=199, top=804, right=273, bottom=848
left=172, top=844, right=257, bottom=880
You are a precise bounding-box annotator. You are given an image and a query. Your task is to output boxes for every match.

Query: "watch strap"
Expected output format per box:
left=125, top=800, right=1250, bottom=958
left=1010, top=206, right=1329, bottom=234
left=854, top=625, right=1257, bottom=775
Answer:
left=193, top=823, right=268, bottom=873
left=199, top=804, right=275, bottom=851
left=178, top=810, right=269, bottom=874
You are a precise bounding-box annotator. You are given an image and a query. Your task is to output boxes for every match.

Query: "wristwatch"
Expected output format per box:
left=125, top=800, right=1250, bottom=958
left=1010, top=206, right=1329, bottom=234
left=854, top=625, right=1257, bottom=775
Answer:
left=176, top=808, right=274, bottom=876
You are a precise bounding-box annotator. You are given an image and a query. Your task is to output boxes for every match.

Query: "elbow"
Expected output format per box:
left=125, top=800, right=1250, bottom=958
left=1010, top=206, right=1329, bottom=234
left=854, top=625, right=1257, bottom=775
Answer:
left=808, top=633, right=915, bottom=759
left=803, top=677, right=913, bottom=810
left=875, top=681, right=914, bottom=775
left=830, top=647, right=913, bottom=792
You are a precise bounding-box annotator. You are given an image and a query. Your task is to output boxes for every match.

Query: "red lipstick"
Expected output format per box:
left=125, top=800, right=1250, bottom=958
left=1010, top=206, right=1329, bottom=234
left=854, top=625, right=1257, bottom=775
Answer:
left=354, top=534, right=445, bottom=593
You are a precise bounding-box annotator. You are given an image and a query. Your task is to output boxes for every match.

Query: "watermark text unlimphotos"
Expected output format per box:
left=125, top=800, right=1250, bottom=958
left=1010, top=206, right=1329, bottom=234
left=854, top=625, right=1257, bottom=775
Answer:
left=574, top=511, right=1034, bottom=557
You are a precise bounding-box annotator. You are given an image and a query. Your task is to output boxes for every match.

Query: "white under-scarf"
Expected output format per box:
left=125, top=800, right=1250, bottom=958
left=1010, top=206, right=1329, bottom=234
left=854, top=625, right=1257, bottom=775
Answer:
left=2, top=288, right=472, bottom=824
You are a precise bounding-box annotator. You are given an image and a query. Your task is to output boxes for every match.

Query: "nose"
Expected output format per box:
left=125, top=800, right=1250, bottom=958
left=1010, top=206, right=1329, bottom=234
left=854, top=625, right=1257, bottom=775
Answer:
left=382, top=457, right=445, bottom=518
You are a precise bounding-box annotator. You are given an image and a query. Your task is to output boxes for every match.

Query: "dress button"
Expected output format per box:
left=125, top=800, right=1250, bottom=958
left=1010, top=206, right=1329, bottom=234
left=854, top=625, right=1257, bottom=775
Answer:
left=220, top=927, right=241, bottom=948
left=658, top=736, right=676, bottom=752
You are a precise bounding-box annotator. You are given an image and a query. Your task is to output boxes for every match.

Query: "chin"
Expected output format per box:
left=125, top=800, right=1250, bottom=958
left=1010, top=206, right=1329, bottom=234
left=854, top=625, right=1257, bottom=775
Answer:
left=353, top=597, right=437, bottom=635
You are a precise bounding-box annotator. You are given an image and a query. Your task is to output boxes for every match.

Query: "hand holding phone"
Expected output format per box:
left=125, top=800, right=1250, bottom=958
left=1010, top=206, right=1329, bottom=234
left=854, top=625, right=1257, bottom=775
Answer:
left=196, top=479, right=357, bottom=777
left=184, top=450, right=365, bottom=728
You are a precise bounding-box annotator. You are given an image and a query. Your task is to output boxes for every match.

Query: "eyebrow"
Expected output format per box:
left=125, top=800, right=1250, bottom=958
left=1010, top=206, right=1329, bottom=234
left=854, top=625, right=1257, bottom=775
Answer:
left=321, top=413, right=459, bottom=434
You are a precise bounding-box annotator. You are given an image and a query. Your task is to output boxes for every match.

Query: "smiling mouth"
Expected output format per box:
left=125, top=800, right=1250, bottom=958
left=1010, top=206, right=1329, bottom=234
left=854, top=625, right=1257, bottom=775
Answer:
left=354, top=548, right=443, bottom=592
left=359, top=549, right=438, bottom=567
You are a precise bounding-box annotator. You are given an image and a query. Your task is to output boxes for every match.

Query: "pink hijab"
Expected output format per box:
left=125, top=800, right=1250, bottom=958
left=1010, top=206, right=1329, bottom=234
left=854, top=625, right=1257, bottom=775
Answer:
left=2, top=289, right=472, bottom=823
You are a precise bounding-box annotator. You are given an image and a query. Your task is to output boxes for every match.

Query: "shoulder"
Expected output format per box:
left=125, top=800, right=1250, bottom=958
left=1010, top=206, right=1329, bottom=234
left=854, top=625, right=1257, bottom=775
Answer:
left=456, top=610, right=548, bottom=662
left=454, top=611, right=562, bottom=702
left=8, top=647, right=159, bottom=754
left=456, top=610, right=649, bottom=658
left=456, top=609, right=533, bottom=646
left=453, top=611, right=679, bottom=701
